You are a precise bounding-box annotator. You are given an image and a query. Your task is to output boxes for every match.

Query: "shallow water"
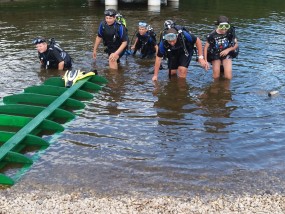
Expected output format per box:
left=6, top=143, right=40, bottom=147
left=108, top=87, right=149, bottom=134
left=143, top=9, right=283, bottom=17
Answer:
left=1, top=0, right=285, bottom=197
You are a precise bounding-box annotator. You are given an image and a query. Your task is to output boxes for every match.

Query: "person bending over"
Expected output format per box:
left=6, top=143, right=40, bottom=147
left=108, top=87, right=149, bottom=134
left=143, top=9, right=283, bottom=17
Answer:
left=33, top=37, right=72, bottom=70
left=152, top=23, right=206, bottom=81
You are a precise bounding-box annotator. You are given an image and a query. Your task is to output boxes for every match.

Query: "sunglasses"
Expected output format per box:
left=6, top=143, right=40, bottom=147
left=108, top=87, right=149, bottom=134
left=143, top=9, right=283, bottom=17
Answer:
left=32, top=38, right=46, bottom=45
left=138, top=22, right=148, bottom=28
left=218, top=23, right=231, bottom=30
left=164, top=33, right=177, bottom=41
left=104, top=10, right=115, bottom=17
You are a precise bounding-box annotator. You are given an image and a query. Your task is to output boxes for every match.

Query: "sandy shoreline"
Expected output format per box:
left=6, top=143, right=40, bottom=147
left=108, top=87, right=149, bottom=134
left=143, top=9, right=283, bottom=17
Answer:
left=0, top=189, right=285, bottom=214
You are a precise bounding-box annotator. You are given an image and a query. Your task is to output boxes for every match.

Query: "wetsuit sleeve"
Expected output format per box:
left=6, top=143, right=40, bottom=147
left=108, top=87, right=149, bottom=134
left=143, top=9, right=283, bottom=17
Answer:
left=97, top=22, right=104, bottom=38
left=50, top=48, right=64, bottom=63
left=157, top=41, right=165, bottom=57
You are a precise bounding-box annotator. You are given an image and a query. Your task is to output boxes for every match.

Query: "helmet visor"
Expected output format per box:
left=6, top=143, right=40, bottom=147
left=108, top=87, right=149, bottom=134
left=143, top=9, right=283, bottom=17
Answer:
left=32, top=38, right=46, bottom=45
left=218, top=23, right=231, bottom=30
left=138, top=22, right=148, bottom=28
left=104, top=10, right=116, bottom=17
left=164, top=33, right=177, bottom=41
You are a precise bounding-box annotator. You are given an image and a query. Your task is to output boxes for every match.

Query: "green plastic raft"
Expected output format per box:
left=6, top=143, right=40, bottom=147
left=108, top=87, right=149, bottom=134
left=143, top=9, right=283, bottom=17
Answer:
left=0, top=73, right=107, bottom=186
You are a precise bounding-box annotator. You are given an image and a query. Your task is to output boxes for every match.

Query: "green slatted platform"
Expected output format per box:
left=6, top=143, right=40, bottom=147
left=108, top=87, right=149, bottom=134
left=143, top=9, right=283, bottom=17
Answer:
left=0, top=73, right=107, bottom=185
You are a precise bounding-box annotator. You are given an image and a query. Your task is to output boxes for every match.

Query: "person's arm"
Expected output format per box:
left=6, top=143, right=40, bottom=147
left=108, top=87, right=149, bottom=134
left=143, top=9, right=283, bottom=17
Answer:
left=152, top=55, right=162, bottom=81
left=51, top=49, right=65, bottom=70
left=154, top=44, right=158, bottom=55
left=152, top=42, right=165, bottom=81
left=195, top=37, right=207, bottom=68
left=220, top=38, right=238, bottom=57
left=131, top=38, right=138, bottom=50
left=58, top=61, right=65, bottom=70
left=203, top=41, right=210, bottom=71
left=93, top=36, right=102, bottom=59
left=115, top=41, right=128, bottom=56
left=109, top=41, right=128, bottom=62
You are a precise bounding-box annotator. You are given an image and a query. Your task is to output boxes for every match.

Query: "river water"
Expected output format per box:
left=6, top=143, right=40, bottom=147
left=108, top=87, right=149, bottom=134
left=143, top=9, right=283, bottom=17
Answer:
left=1, top=0, right=285, bottom=197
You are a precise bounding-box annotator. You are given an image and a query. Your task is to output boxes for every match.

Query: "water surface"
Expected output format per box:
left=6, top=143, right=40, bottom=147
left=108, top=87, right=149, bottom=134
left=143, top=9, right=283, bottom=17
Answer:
left=1, top=0, right=285, bottom=197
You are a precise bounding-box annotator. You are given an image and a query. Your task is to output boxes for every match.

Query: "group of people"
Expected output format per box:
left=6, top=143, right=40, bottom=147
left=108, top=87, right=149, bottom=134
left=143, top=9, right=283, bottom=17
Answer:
left=33, top=9, right=239, bottom=81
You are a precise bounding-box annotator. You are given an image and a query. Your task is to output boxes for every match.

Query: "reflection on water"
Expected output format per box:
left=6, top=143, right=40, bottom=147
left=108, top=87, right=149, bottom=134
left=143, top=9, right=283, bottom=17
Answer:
left=1, top=0, right=285, bottom=197
left=198, top=80, right=235, bottom=133
left=154, top=77, right=194, bottom=124
left=102, top=68, right=129, bottom=116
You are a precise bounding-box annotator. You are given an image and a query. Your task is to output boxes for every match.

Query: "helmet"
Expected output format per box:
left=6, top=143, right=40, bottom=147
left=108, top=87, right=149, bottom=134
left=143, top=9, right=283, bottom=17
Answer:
left=216, top=15, right=229, bottom=25
left=104, top=9, right=117, bottom=17
left=138, top=22, right=148, bottom=28
left=147, top=25, right=153, bottom=31
left=164, top=20, right=174, bottom=29
left=115, top=13, right=122, bottom=18
left=32, top=37, right=46, bottom=45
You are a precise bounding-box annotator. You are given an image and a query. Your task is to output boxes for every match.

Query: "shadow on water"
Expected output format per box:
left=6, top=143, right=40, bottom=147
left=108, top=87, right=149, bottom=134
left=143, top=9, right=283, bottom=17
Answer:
left=1, top=0, right=285, bottom=197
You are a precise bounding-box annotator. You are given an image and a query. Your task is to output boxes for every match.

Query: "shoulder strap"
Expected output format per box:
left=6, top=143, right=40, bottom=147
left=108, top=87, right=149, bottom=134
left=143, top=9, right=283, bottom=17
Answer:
left=118, top=23, right=124, bottom=39
left=181, top=30, right=193, bottom=43
left=227, top=26, right=236, bottom=41
left=48, top=39, right=63, bottom=52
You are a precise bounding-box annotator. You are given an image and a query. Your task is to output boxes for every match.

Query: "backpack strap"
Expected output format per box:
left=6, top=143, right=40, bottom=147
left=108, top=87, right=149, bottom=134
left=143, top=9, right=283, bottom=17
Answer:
left=178, top=30, right=192, bottom=57
left=117, top=23, right=124, bottom=39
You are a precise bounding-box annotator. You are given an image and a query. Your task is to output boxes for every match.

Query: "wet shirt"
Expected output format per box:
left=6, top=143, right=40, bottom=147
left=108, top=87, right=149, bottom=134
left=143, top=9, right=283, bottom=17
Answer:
left=206, top=30, right=232, bottom=53
left=206, top=28, right=238, bottom=61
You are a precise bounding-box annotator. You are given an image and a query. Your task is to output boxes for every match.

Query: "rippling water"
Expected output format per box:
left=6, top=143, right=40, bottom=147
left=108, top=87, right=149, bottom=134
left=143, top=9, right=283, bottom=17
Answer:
left=1, top=0, right=285, bottom=197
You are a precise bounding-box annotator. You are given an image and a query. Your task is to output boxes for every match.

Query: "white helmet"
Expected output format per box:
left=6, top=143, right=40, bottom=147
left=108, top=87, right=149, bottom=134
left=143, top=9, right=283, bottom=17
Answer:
left=164, top=20, right=174, bottom=29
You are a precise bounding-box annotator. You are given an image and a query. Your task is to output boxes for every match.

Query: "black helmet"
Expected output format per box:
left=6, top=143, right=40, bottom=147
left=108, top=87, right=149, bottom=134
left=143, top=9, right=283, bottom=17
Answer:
left=215, top=15, right=230, bottom=25
left=164, top=20, right=174, bottom=29
left=32, top=37, right=46, bottom=45
left=104, top=9, right=117, bottom=17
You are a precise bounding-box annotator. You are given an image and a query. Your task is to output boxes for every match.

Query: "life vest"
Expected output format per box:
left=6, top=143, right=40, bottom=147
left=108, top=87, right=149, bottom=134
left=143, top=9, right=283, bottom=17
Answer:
left=207, top=26, right=239, bottom=62
left=99, top=21, right=126, bottom=50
